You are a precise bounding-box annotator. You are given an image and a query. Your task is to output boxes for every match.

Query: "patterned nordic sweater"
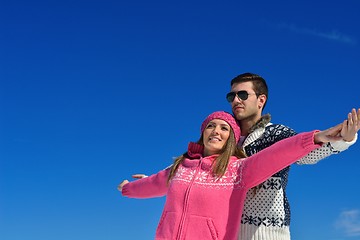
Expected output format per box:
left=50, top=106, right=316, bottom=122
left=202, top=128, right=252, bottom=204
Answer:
left=238, top=114, right=357, bottom=240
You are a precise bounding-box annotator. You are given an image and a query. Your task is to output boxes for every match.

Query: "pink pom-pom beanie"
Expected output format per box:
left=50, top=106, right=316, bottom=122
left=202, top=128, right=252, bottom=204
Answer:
left=200, top=111, right=241, bottom=143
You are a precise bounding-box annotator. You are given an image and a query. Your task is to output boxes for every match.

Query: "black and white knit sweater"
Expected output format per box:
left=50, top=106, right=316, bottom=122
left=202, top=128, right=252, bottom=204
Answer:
left=238, top=114, right=356, bottom=240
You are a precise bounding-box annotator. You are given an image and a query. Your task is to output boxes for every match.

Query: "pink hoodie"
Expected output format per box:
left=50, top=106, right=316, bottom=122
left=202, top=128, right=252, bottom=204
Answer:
left=122, top=131, right=321, bottom=240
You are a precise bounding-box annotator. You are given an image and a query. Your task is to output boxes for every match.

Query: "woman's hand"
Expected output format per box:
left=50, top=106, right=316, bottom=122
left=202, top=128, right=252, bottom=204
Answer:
left=314, top=124, right=342, bottom=144
left=117, top=180, right=129, bottom=192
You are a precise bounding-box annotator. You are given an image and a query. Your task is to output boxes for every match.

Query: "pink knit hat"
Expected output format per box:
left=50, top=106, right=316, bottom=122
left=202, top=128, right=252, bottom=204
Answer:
left=200, top=111, right=241, bottom=143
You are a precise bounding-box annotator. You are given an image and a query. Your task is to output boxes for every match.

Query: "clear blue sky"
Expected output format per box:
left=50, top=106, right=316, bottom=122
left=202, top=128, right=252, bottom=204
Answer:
left=1, top=1, right=360, bottom=239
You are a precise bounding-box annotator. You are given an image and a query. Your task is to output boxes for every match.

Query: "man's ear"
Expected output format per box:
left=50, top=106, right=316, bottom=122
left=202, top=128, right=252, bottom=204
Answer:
left=258, top=94, right=267, bottom=109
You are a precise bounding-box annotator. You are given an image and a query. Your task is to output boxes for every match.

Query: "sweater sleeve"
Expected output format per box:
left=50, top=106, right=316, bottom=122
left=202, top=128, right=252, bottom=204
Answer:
left=240, top=131, right=321, bottom=189
left=295, top=133, right=357, bottom=165
left=122, top=168, right=170, bottom=198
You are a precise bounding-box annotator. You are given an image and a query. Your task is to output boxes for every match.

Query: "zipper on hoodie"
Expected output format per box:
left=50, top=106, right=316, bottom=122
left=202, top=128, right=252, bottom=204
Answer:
left=176, top=158, right=202, bottom=240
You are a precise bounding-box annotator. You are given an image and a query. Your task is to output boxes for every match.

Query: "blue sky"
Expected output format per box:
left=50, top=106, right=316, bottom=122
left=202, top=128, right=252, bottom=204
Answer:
left=1, top=0, right=360, bottom=239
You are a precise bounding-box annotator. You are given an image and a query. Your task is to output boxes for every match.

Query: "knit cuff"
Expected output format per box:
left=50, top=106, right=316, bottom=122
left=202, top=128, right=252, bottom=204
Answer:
left=302, top=130, right=321, bottom=149
left=121, top=184, right=129, bottom=196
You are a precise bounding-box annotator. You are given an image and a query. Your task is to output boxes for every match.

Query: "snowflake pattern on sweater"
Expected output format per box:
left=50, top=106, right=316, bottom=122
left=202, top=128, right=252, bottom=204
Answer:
left=172, top=159, right=245, bottom=189
left=240, top=122, right=340, bottom=228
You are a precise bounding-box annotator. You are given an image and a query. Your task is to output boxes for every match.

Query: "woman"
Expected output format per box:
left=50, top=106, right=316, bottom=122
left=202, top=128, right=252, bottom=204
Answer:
left=118, top=111, right=345, bottom=240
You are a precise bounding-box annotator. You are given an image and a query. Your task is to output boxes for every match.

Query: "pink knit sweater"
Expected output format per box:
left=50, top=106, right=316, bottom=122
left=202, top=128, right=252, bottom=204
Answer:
left=122, top=131, right=321, bottom=240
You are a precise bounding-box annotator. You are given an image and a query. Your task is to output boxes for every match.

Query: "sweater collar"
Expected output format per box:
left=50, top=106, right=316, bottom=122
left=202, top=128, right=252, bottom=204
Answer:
left=187, top=142, right=204, bottom=158
left=185, top=142, right=218, bottom=170
left=242, top=114, right=272, bottom=148
left=248, top=113, right=271, bottom=134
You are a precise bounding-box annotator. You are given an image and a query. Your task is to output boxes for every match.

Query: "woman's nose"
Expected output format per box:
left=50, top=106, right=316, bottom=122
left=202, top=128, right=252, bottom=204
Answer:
left=212, top=127, right=220, bottom=134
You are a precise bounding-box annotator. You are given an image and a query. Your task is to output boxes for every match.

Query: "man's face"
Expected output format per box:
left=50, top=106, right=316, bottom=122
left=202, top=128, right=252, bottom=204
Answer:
left=229, top=81, right=262, bottom=121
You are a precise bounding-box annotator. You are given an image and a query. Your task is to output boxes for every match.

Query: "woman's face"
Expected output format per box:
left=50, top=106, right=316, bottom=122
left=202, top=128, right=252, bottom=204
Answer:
left=203, top=119, right=231, bottom=156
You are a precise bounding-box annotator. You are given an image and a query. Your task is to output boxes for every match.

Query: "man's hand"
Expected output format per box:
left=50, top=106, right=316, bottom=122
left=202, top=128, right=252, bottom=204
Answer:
left=132, top=174, right=148, bottom=179
left=341, top=108, right=360, bottom=142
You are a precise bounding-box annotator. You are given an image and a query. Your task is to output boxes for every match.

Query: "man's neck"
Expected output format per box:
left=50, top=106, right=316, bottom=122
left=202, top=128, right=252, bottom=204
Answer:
left=239, top=115, right=262, bottom=137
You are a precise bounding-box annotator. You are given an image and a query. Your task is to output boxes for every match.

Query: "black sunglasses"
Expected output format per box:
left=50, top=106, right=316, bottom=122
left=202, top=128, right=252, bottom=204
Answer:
left=226, top=91, right=257, bottom=102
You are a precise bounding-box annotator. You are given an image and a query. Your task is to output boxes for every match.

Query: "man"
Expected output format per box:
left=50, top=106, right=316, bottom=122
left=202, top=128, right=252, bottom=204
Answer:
left=132, top=72, right=359, bottom=239
left=226, top=72, right=358, bottom=239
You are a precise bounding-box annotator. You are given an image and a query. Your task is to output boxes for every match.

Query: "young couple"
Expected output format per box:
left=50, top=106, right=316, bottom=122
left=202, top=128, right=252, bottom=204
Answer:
left=118, top=73, right=359, bottom=240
